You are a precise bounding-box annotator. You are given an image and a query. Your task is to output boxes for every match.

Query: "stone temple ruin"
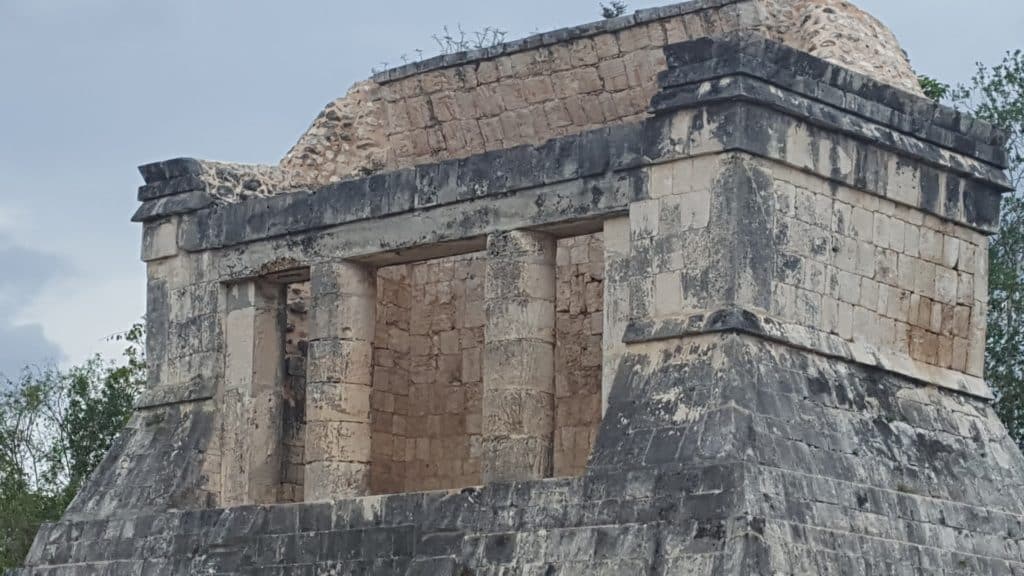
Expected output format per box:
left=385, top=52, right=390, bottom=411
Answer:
left=15, top=0, right=1024, bottom=573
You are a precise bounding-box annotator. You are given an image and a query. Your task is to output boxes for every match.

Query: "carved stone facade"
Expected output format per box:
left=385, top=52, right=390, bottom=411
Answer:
left=16, top=2, right=1023, bottom=574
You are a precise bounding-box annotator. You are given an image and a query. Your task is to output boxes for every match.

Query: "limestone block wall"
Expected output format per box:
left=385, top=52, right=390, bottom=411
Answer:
left=767, top=164, right=989, bottom=377
left=553, top=235, right=605, bottom=477
left=369, top=255, right=486, bottom=494
left=365, top=238, right=605, bottom=493
left=406, top=255, right=486, bottom=492
left=369, top=265, right=413, bottom=495
left=367, top=30, right=667, bottom=173
left=640, top=153, right=990, bottom=389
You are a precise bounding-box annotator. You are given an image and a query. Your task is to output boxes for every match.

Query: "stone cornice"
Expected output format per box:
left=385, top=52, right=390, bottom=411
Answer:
left=658, top=35, right=1007, bottom=162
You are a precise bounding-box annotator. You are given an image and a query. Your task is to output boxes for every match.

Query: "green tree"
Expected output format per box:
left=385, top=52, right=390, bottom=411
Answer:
left=942, top=51, right=1024, bottom=443
left=0, top=324, right=144, bottom=570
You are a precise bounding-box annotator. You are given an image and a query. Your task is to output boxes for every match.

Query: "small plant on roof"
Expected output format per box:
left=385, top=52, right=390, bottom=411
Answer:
left=601, top=1, right=628, bottom=19
left=433, top=24, right=508, bottom=55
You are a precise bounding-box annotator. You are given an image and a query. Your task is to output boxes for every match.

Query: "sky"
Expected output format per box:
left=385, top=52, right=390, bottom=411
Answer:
left=0, top=0, right=1021, bottom=377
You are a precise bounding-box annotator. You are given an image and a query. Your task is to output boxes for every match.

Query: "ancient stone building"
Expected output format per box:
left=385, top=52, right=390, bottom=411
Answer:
left=15, top=0, right=1022, bottom=573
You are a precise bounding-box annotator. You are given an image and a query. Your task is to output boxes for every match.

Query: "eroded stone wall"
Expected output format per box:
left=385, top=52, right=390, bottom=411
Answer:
left=759, top=0, right=920, bottom=94
left=277, top=0, right=921, bottom=189
left=642, top=154, right=989, bottom=382
left=279, top=9, right=720, bottom=187
left=371, top=255, right=486, bottom=494
left=405, top=255, right=486, bottom=492
left=367, top=238, right=605, bottom=492
left=369, top=265, right=412, bottom=495
left=768, top=163, right=988, bottom=376
left=554, top=235, right=605, bottom=477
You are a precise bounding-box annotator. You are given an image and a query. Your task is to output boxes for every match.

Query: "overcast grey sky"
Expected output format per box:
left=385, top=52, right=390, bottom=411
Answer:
left=0, top=0, right=1021, bottom=376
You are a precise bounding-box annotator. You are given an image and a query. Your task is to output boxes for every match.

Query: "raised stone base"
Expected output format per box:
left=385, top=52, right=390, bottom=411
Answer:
left=18, top=334, right=1024, bottom=574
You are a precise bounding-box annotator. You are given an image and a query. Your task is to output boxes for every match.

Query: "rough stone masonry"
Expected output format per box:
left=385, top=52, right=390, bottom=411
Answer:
left=13, top=0, right=1023, bottom=574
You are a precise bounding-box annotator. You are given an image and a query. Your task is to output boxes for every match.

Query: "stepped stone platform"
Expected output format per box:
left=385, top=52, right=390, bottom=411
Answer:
left=13, top=1, right=1022, bottom=574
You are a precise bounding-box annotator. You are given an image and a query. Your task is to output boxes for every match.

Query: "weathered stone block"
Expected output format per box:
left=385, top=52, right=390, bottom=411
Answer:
left=307, top=339, right=373, bottom=385
left=483, top=388, right=554, bottom=437
left=482, top=436, right=553, bottom=483
left=304, top=462, right=369, bottom=501
left=305, top=421, right=372, bottom=463
left=141, top=218, right=179, bottom=262
left=306, top=382, right=371, bottom=423
left=483, top=299, right=556, bottom=343
left=311, top=292, right=376, bottom=342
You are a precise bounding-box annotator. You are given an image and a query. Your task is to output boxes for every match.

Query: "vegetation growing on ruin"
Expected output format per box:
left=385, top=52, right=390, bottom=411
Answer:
left=601, top=1, right=629, bottom=19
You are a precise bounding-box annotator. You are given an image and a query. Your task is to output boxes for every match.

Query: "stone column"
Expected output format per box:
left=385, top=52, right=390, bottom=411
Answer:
left=222, top=280, right=286, bottom=506
left=305, top=261, right=375, bottom=501
left=601, top=216, right=631, bottom=415
left=483, top=230, right=556, bottom=482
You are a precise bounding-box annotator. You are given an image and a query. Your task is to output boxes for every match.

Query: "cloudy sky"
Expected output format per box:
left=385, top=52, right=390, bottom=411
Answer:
left=0, top=0, right=1021, bottom=377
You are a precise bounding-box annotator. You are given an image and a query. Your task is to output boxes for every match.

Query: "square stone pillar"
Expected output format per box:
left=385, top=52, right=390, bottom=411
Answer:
left=305, top=261, right=376, bottom=501
left=483, top=230, right=556, bottom=482
left=222, top=280, right=286, bottom=506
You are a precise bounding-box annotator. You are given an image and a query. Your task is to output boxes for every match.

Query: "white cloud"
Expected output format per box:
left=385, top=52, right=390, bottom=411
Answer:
left=14, top=270, right=146, bottom=367
left=0, top=204, right=27, bottom=235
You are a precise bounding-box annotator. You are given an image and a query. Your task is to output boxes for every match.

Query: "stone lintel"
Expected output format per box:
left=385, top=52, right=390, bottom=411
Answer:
left=176, top=126, right=644, bottom=251
left=184, top=171, right=640, bottom=283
